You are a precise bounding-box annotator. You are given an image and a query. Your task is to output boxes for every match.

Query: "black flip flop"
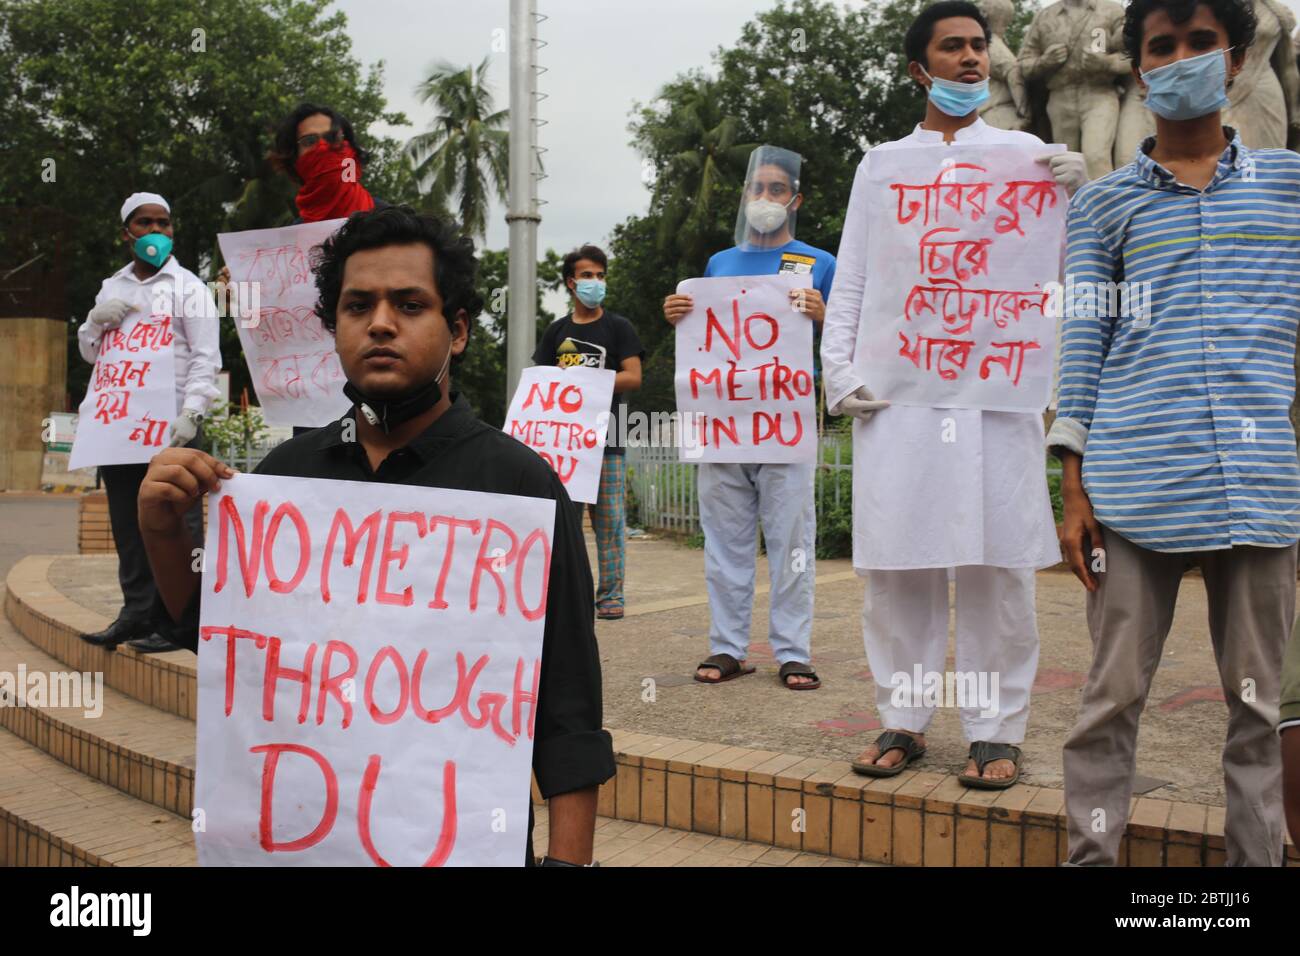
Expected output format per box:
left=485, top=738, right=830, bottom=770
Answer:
left=959, top=741, right=1023, bottom=790
left=694, top=653, right=756, bottom=684
left=852, top=730, right=926, bottom=777
left=778, top=660, right=821, bottom=691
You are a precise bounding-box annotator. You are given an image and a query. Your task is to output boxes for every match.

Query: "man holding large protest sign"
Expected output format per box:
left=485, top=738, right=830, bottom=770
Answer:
left=821, top=2, right=1084, bottom=787
left=138, top=207, right=613, bottom=866
left=663, top=145, right=832, bottom=690
left=1052, top=0, right=1300, bottom=866
left=533, top=245, right=643, bottom=620
left=76, top=192, right=221, bottom=655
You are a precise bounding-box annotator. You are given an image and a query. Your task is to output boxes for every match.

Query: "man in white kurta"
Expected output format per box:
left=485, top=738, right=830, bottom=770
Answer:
left=821, top=1, right=1079, bottom=784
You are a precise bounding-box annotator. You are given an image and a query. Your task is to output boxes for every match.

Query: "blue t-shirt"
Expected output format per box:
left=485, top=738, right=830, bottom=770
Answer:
left=702, top=239, right=835, bottom=377
left=703, top=239, right=836, bottom=298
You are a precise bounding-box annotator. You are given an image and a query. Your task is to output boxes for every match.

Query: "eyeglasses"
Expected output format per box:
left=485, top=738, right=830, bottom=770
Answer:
left=296, top=128, right=342, bottom=150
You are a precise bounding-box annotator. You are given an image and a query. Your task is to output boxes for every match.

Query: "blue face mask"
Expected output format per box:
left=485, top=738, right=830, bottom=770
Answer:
left=920, top=66, right=990, bottom=117
left=1141, top=48, right=1231, bottom=121
left=574, top=279, right=606, bottom=308
left=132, top=232, right=173, bottom=268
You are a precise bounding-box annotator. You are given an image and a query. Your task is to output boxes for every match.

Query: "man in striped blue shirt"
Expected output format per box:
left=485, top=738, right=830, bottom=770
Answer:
left=1048, top=0, right=1300, bottom=866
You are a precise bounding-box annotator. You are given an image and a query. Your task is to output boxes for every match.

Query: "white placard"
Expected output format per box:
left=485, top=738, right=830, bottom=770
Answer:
left=860, top=145, right=1065, bottom=412
left=504, top=365, right=616, bottom=504
left=68, top=310, right=177, bottom=470
left=196, top=473, right=554, bottom=867
left=673, top=273, right=816, bottom=463
left=218, top=220, right=351, bottom=427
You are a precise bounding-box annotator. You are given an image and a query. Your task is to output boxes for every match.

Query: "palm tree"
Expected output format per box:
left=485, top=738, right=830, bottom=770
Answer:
left=654, top=80, right=756, bottom=263
left=406, top=58, right=509, bottom=240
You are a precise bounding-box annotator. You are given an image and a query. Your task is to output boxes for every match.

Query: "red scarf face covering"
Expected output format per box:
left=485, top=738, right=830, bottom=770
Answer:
left=293, top=140, right=376, bottom=222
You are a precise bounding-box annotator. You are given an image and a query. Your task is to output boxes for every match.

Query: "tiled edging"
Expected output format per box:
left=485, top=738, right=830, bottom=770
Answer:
left=5, top=555, right=196, bottom=720
left=599, top=730, right=1300, bottom=867
left=0, top=697, right=194, bottom=818
left=1, top=811, right=107, bottom=867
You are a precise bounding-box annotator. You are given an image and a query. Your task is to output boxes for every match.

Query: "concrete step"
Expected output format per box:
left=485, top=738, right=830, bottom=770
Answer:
left=0, top=723, right=194, bottom=867
left=5, top=555, right=195, bottom=720
left=0, top=611, right=195, bottom=817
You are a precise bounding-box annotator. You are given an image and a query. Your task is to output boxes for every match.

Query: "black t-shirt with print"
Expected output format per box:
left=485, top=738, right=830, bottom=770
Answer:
left=532, top=310, right=645, bottom=454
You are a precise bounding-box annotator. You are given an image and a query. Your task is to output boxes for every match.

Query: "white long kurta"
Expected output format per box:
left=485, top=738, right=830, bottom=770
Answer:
left=821, top=119, right=1061, bottom=571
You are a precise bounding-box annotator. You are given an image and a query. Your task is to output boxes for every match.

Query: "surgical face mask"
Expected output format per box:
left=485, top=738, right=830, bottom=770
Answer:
left=1141, top=47, right=1231, bottom=121
left=745, top=198, right=792, bottom=234
left=573, top=279, right=606, bottom=308
left=132, top=231, right=172, bottom=268
left=344, top=340, right=453, bottom=434
left=920, top=66, right=990, bottom=117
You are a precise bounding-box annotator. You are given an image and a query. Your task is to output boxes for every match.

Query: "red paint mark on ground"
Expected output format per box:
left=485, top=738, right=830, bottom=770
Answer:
left=1031, top=668, right=1086, bottom=694
left=1157, top=685, right=1225, bottom=712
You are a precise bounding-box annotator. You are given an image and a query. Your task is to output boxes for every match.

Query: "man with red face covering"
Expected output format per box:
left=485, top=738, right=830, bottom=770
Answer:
left=271, top=102, right=381, bottom=223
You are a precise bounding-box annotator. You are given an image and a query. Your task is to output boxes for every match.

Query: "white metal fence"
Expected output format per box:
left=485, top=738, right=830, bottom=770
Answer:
left=625, top=433, right=854, bottom=536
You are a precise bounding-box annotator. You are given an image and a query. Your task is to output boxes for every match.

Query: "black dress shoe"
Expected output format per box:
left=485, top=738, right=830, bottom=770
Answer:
left=82, top=618, right=147, bottom=649
left=125, top=632, right=182, bottom=654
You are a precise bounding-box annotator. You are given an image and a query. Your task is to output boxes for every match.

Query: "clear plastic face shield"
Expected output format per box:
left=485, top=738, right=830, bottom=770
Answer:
left=733, top=145, right=803, bottom=251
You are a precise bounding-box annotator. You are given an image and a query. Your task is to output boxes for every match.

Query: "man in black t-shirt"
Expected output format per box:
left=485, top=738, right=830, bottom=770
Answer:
left=533, top=244, right=644, bottom=620
left=138, top=208, right=612, bottom=866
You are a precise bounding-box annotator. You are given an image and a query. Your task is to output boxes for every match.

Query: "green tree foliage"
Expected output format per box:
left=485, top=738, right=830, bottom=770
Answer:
left=0, top=0, right=411, bottom=404
left=405, top=58, right=510, bottom=241
left=462, top=247, right=561, bottom=428
left=612, top=0, right=1040, bottom=413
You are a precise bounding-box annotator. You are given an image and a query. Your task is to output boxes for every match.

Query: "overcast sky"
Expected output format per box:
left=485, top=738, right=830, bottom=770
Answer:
left=335, top=0, right=1300, bottom=257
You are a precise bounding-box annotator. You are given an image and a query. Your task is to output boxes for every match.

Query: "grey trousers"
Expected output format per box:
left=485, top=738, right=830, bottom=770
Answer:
left=1063, top=526, right=1296, bottom=866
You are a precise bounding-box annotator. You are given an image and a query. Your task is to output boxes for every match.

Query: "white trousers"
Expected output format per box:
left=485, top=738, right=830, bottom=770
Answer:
left=862, top=565, right=1039, bottom=742
left=697, top=462, right=815, bottom=664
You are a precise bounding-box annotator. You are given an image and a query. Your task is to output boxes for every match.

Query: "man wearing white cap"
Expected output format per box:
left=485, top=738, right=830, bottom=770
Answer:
left=78, top=192, right=221, bottom=654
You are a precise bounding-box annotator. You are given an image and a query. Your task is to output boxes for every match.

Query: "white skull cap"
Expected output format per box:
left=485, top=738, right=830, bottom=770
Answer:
left=120, top=192, right=170, bottom=223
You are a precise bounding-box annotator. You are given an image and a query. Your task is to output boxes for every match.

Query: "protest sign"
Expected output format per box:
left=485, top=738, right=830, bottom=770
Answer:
left=860, top=145, right=1065, bottom=412
left=68, top=310, right=177, bottom=470
left=195, top=473, right=554, bottom=867
left=218, top=220, right=351, bottom=427
left=504, top=365, right=616, bottom=504
left=673, top=273, right=816, bottom=463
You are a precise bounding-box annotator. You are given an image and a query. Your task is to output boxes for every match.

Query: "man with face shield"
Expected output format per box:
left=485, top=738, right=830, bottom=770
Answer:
left=136, top=206, right=613, bottom=866
left=820, top=2, right=1086, bottom=790
left=1052, top=0, right=1300, bottom=867
left=76, top=192, right=221, bottom=655
left=662, top=145, right=835, bottom=690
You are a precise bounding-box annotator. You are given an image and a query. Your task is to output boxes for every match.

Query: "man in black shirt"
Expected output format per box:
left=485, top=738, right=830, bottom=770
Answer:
left=533, top=245, right=644, bottom=620
left=138, top=207, right=613, bottom=866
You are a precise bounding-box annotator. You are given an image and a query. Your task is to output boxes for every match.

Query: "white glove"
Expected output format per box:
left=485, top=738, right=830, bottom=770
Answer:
left=87, top=298, right=132, bottom=331
left=832, top=386, right=889, bottom=422
left=1039, top=152, right=1087, bottom=197
left=168, top=409, right=202, bottom=448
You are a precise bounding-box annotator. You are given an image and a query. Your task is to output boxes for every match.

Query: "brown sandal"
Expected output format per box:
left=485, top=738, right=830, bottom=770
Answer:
left=778, top=661, right=821, bottom=690
left=694, top=653, right=756, bottom=684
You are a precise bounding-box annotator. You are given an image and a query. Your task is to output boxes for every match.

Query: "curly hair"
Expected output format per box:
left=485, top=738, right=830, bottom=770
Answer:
left=269, top=102, right=372, bottom=181
left=1122, top=0, right=1256, bottom=64
left=311, top=206, right=483, bottom=363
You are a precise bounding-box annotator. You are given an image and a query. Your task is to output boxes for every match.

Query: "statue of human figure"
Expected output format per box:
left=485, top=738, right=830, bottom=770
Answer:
left=1019, top=0, right=1128, bottom=180
left=978, top=0, right=1030, bottom=130
left=1226, top=0, right=1300, bottom=149
left=1115, top=0, right=1299, bottom=166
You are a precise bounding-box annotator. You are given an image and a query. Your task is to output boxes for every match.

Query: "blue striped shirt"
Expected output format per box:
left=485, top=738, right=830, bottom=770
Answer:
left=1049, top=130, right=1300, bottom=553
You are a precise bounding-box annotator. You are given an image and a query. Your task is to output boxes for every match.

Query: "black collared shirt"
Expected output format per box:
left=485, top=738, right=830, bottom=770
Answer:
left=175, top=393, right=614, bottom=861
